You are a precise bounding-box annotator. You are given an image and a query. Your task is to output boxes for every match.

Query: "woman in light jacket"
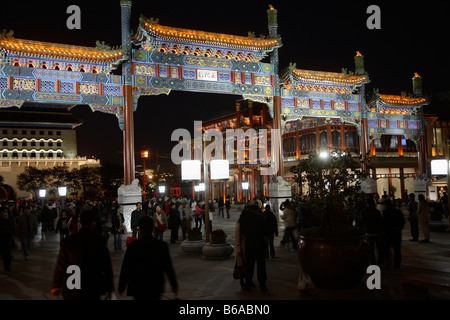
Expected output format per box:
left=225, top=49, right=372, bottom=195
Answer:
left=417, top=194, right=430, bottom=243
left=153, top=205, right=168, bottom=241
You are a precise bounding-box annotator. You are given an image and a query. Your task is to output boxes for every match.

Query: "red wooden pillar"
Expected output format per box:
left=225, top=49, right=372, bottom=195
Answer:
left=273, top=96, right=284, bottom=178
left=123, top=84, right=135, bottom=185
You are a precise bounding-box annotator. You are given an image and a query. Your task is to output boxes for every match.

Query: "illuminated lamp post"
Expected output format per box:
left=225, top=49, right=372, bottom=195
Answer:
left=38, top=188, right=47, bottom=242
left=58, top=185, right=68, bottom=210
left=141, top=149, right=149, bottom=198
left=242, top=181, right=249, bottom=203
left=182, top=158, right=229, bottom=242
left=38, top=188, right=46, bottom=205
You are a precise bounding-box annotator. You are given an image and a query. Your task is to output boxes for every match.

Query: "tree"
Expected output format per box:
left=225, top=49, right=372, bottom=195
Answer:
left=16, top=166, right=47, bottom=195
left=289, top=149, right=368, bottom=236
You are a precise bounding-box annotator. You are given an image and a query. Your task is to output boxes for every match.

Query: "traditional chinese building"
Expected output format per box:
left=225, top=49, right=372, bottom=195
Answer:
left=424, top=116, right=450, bottom=200
left=200, top=52, right=430, bottom=203
left=201, top=100, right=272, bottom=202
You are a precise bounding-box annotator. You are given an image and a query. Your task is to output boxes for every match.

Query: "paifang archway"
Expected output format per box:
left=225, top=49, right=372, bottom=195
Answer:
left=0, top=1, right=428, bottom=191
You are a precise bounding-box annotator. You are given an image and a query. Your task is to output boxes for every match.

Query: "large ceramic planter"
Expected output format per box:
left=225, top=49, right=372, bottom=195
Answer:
left=180, top=239, right=206, bottom=254
left=202, top=242, right=234, bottom=260
left=298, top=235, right=370, bottom=289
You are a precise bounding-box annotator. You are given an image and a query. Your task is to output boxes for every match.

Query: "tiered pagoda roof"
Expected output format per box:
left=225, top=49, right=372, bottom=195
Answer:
left=135, top=16, right=279, bottom=62
left=377, top=94, right=427, bottom=107
left=0, top=106, right=82, bottom=129
left=281, top=66, right=370, bottom=90
left=0, top=34, right=126, bottom=69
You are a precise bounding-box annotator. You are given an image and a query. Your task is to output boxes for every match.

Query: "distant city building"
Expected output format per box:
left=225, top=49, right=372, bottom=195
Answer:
left=0, top=104, right=100, bottom=199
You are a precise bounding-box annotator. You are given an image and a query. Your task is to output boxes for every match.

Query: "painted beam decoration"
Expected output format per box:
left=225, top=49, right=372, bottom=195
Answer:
left=365, top=75, right=428, bottom=146
left=279, top=60, right=370, bottom=133
left=0, top=31, right=127, bottom=126
left=131, top=15, right=277, bottom=99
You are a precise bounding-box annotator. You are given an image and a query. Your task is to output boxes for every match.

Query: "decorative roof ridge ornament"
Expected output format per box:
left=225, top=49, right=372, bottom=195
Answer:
left=0, top=37, right=125, bottom=62
left=0, top=29, right=14, bottom=40
left=95, top=40, right=122, bottom=52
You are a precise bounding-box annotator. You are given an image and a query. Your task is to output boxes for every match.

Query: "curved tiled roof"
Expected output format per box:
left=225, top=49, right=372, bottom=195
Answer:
left=139, top=18, right=278, bottom=51
left=0, top=37, right=125, bottom=65
left=290, top=69, right=369, bottom=86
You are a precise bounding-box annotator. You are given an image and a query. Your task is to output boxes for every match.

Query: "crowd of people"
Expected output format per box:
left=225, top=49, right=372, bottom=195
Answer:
left=0, top=189, right=447, bottom=299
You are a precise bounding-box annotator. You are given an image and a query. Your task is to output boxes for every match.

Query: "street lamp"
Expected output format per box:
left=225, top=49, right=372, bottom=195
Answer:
left=58, top=185, right=67, bottom=197
left=242, top=181, right=249, bottom=203
left=181, top=158, right=230, bottom=242
left=158, top=185, right=166, bottom=194
left=141, top=149, right=149, bottom=198
left=38, top=188, right=46, bottom=199
left=319, top=150, right=329, bottom=159
left=58, top=185, right=67, bottom=209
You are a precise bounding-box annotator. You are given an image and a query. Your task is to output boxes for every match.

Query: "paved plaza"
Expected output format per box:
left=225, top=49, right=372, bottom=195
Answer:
left=1, top=207, right=450, bottom=301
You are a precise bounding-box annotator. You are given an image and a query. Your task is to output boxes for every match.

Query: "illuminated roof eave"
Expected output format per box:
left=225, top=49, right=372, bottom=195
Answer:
left=137, top=18, right=279, bottom=53
left=0, top=37, right=126, bottom=67
left=284, top=68, right=370, bottom=87
left=369, top=94, right=429, bottom=107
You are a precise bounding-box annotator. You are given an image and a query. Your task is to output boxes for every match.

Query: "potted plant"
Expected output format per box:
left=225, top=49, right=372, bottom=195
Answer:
left=202, top=229, right=234, bottom=260
left=180, top=227, right=206, bottom=254
left=290, top=149, right=370, bottom=289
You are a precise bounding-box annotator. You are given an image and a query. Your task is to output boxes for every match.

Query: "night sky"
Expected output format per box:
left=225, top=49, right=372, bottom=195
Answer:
left=1, top=0, right=449, bottom=173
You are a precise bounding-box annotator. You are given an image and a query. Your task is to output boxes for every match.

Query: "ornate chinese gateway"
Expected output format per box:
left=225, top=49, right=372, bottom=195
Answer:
left=0, top=1, right=428, bottom=188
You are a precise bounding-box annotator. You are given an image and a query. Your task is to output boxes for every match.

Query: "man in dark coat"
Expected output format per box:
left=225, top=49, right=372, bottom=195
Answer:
left=358, top=195, right=384, bottom=265
left=382, top=199, right=406, bottom=268
left=130, top=202, right=146, bottom=238
left=51, top=210, right=114, bottom=300
left=0, top=208, right=14, bottom=272
left=239, top=204, right=267, bottom=291
left=262, top=205, right=278, bottom=259
left=118, top=216, right=178, bottom=300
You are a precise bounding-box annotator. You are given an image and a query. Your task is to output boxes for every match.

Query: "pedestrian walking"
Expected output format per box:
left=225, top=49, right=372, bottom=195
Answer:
left=168, top=203, right=179, bottom=243
left=194, top=202, right=204, bottom=229
left=280, top=199, right=297, bottom=251
left=239, top=204, right=267, bottom=291
left=153, top=205, right=168, bottom=241
left=51, top=210, right=114, bottom=300
left=358, top=195, right=384, bottom=265
left=118, top=216, right=178, bottom=300
left=406, top=193, right=419, bottom=242
left=15, top=206, right=38, bottom=262
left=417, top=194, right=430, bottom=243
left=177, top=203, right=189, bottom=240
left=67, top=207, right=81, bottom=235
left=262, top=205, right=278, bottom=259
left=0, top=208, right=14, bottom=272
left=234, top=216, right=246, bottom=288
left=225, top=195, right=231, bottom=219
left=55, top=209, right=70, bottom=243
left=111, top=206, right=125, bottom=253
left=382, top=199, right=405, bottom=268
left=441, top=192, right=449, bottom=219
left=218, top=198, right=225, bottom=218
left=130, top=202, right=146, bottom=238
left=182, top=203, right=191, bottom=237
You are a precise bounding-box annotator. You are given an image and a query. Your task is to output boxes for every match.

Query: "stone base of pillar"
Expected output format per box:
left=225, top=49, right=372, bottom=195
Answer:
left=268, top=176, right=291, bottom=215
left=118, top=179, right=142, bottom=233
